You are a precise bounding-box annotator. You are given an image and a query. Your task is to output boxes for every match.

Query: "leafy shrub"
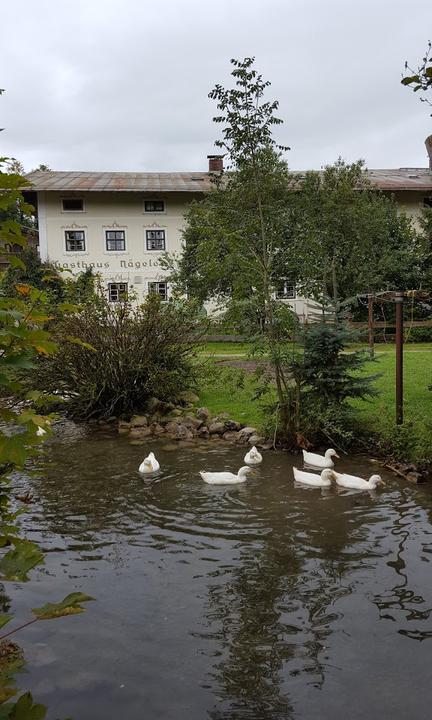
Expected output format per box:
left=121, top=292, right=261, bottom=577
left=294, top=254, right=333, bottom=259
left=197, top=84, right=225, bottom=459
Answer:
left=33, top=294, right=203, bottom=419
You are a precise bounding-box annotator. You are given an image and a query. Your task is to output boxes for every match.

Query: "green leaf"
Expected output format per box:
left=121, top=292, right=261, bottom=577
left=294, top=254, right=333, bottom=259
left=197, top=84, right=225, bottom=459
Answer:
left=5, top=256, right=26, bottom=271
left=6, top=692, right=46, bottom=720
left=32, top=592, right=95, bottom=620
left=0, top=540, right=44, bottom=582
left=0, top=614, right=13, bottom=629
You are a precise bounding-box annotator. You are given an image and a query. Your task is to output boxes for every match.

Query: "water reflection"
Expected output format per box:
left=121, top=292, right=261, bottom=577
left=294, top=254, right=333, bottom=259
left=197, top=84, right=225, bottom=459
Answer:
left=7, top=427, right=432, bottom=720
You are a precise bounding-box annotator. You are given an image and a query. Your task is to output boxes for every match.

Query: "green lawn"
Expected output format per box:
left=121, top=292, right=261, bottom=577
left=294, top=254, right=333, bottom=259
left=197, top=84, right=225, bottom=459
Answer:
left=197, top=346, right=432, bottom=459
left=199, top=341, right=432, bottom=357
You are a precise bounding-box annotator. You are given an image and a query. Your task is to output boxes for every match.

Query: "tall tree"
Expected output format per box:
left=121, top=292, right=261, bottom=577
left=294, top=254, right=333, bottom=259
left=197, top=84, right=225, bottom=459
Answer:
left=166, top=58, right=300, bottom=427
left=288, top=159, right=424, bottom=312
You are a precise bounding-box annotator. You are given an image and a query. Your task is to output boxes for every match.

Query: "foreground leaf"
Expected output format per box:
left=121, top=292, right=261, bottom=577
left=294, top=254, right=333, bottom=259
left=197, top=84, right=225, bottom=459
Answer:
left=0, top=541, right=44, bottom=582
left=1, top=692, right=46, bottom=719
left=32, top=592, right=95, bottom=620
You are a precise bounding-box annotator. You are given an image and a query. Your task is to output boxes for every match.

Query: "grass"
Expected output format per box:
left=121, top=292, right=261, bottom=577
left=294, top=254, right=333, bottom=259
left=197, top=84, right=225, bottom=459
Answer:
left=197, top=345, right=432, bottom=459
left=197, top=364, right=269, bottom=429
left=199, top=341, right=432, bottom=357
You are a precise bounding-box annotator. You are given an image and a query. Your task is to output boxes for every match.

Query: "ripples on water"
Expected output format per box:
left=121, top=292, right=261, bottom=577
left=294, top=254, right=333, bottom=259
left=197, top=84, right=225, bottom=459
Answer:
left=8, top=425, right=432, bottom=720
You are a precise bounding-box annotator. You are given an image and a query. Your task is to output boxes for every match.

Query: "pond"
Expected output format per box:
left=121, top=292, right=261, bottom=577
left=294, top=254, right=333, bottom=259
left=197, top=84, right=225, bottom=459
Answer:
left=7, top=424, right=432, bottom=719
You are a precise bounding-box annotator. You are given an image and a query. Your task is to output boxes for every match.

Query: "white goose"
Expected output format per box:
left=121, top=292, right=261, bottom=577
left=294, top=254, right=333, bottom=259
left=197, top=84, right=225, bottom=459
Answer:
left=302, top=448, right=339, bottom=469
left=139, top=452, right=160, bottom=474
left=334, top=471, right=384, bottom=490
left=293, top=467, right=334, bottom=488
left=199, top=466, right=255, bottom=485
left=244, top=446, right=262, bottom=466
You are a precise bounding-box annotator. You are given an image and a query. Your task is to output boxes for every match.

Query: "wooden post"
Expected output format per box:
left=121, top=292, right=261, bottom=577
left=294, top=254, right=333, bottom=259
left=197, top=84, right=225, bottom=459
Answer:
left=395, top=291, right=404, bottom=425
left=368, top=293, right=374, bottom=358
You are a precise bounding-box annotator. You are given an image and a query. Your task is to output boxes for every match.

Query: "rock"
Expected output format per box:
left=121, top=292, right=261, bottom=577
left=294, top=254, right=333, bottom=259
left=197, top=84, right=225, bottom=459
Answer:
left=248, top=434, right=266, bottom=446
left=237, top=426, right=257, bottom=441
left=118, top=420, right=131, bottom=434
left=165, top=421, right=194, bottom=441
left=178, top=390, right=200, bottom=406
left=222, top=431, right=240, bottom=442
left=160, top=443, right=178, bottom=452
left=259, top=440, right=274, bottom=450
left=151, top=423, right=165, bottom=435
left=208, top=421, right=225, bottom=435
left=196, top=407, right=211, bottom=421
left=158, top=401, right=176, bottom=415
left=129, top=426, right=152, bottom=439
left=171, top=408, right=183, bottom=417
left=406, top=471, right=423, bottom=484
left=198, top=426, right=210, bottom=439
left=224, top=420, right=242, bottom=432
left=182, top=415, right=203, bottom=430
left=130, top=415, right=148, bottom=428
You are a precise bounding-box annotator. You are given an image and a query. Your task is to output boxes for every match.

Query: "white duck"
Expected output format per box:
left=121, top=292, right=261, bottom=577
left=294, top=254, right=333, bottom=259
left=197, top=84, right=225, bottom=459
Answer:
left=333, top=471, right=384, bottom=490
left=36, top=426, right=46, bottom=437
left=139, top=452, right=160, bottom=474
left=199, top=466, right=255, bottom=485
left=244, top=446, right=263, bottom=466
left=302, top=448, right=340, bottom=469
left=293, top=467, right=334, bottom=488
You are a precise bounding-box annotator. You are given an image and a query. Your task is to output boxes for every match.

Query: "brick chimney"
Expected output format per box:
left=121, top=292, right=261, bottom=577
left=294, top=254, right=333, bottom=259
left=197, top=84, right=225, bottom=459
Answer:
left=207, top=154, right=224, bottom=173
left=426, top=135, right=432, bottom=170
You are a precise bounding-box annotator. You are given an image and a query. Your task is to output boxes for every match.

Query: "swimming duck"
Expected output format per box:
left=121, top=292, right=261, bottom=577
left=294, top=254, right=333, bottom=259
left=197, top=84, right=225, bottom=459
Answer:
left=199, top=466, right=255, bottom=485
left=333, top=471, right=384, bottom=490
left=244, top=446, right=263, bottom=466
left=139, top=452, right=160, bottom=474
left=302, top=448, right=340, bottom=469
left=293, top=467, right=334, bottom=487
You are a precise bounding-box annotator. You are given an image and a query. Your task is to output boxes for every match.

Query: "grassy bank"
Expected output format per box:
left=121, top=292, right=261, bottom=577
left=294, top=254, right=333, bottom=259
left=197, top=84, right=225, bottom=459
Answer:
left=197, top=346, right=432, bottom=461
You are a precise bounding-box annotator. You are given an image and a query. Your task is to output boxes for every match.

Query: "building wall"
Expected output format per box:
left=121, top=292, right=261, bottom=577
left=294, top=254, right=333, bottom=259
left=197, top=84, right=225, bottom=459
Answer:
left=39, top=186, right=430, bottom=318
left=39, top=190, right=197, bottom=302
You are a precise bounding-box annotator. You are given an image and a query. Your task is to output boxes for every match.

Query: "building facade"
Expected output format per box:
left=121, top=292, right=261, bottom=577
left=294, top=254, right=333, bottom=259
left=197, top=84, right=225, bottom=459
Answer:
left=24, top=146, right=432, bottom=319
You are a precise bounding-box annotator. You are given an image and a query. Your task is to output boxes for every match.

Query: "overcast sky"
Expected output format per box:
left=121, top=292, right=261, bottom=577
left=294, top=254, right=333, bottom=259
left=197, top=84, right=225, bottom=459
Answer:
left=1, top=0, right=431, bottom=173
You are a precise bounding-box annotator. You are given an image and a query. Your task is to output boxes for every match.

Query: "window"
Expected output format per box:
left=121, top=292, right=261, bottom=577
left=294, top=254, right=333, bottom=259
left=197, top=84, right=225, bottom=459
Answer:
left=424, top=197, right=432, bottom=208
left=146, top=229, right=166, bottom=251
left=65, top=230, right=86, bottom=252
left=105, top=230, right=126, bottom=251
left=148, top=281, right=167, bottom=301
left=108, top=282, right=128, bottom=302
left=275, top=281, right=296, bottom=299
left=144, top=200, right=165, bottom=213
left=62, top=198, right=84, bottom=212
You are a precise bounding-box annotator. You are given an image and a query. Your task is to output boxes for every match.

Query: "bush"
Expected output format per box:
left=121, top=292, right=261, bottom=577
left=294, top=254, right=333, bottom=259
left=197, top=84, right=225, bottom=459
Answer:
left=33, top=294, right=203, bottom=419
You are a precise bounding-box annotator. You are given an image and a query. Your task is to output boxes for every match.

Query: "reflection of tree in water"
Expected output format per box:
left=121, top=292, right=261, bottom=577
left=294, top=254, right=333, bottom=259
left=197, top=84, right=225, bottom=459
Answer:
left=371, top=489, right=432, bottom=641
left=204, top=498, right=363, bottom=720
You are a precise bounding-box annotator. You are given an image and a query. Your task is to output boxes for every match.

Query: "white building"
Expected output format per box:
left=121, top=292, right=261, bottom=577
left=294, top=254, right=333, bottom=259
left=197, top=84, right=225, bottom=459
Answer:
left=24, top=146, right=432, bottom=319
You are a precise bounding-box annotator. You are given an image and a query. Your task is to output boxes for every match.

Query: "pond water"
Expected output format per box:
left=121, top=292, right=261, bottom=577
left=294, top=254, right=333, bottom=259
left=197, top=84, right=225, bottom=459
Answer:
left=7, top=425, right=432, bottom=719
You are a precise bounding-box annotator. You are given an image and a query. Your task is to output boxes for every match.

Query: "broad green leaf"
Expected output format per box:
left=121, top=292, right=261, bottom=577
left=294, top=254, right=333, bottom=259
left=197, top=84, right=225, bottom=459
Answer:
left=7, top=692, right=46, bottom=720
left=0, top=436, right=28, bottom=467
left=0, top=540, right=44, bottom=582
left=32, top=592, right=95, bottom=620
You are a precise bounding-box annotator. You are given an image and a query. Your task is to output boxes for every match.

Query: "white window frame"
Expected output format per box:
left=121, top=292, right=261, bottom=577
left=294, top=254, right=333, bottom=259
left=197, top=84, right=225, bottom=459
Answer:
left=108, top=282, right=128, bottom=302
left=144, top=199, right=166, bottom=214
left=275, top=280, right=296, bottom=300
left=146, top=229, right=166, bottom=251
left=105, top=229, right=127, bottom=253
left=148, top=281, right=168, bottom=301
left=64, top=229, right=86, bottom=253
left=61, top=197, right=85, bottom=212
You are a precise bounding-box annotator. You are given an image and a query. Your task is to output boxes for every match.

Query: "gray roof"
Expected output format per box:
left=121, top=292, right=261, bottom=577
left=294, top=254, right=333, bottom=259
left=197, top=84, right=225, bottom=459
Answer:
left=23, top=168, right=432, bottom=193
left=23, top=170, right=212, bottom=193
